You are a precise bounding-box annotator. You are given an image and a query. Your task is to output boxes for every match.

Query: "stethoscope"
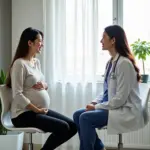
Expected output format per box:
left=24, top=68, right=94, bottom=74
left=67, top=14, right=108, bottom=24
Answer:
left=108, top=55, right=120, bottom=80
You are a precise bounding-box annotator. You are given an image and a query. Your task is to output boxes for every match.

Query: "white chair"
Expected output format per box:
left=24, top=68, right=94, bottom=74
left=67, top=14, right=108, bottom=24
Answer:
left=98, top=127, right=123, bottom=150
left=0, top=85, right=44, bottom=150
left=98, top=83, right=150, bottom=150
left=140, top=83, right=150, bottom=125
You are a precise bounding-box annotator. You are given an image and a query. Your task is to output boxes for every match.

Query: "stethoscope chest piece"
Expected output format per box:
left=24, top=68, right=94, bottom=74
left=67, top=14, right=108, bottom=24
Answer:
left=110, top=72, right=116, bottom=79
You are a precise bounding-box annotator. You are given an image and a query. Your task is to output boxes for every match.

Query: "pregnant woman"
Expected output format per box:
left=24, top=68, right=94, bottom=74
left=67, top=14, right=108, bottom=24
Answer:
left=6, top=27, right=77, bottom=150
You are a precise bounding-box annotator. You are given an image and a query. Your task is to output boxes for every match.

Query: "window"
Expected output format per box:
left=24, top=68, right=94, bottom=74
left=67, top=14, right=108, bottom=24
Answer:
left=123, top=0, right=150, bottom=74
left=65, top=0, right=113, bottom=81
left=43, top=0, right=114, bottom=83
left=44, top=0, right=150, bottom=83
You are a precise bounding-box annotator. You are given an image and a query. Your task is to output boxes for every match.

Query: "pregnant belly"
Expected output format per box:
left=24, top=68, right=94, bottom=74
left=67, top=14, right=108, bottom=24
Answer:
left=24, top=89, right=50, bottom=108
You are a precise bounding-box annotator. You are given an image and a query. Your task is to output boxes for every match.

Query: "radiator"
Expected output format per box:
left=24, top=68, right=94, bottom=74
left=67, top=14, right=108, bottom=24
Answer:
left=30, top=82, right=150, bottom=150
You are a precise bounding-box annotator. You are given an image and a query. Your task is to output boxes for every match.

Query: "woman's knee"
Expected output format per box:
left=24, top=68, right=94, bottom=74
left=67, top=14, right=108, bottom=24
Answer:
left=57, top=121, right=70, bottom=134
left=79, top=112, right=89, bottom=124
left=73, top=109, right=85, bottom=122
left=58, top=121, right=77, bottom=139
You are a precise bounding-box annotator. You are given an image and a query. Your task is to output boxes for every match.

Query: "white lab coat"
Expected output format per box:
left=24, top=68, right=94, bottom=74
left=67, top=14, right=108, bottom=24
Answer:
left=94, top=53, right=145, bottom=134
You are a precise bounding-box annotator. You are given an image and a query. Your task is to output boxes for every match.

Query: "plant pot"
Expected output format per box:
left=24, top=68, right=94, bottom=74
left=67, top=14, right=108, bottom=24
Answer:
left=0, top=131, right=24, bottom=150
left=141, top=74, right=149, bottom=83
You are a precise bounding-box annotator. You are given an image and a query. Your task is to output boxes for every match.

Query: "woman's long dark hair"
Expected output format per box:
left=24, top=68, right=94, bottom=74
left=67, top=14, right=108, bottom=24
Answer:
left=105, top=25, right=141, bottom=82
left=6, top=27, right=43, bottom=88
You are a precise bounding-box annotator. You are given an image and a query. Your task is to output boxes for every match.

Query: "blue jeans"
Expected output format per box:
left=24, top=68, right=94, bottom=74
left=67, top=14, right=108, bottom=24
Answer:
left=73, top=108, right=108, bottom=150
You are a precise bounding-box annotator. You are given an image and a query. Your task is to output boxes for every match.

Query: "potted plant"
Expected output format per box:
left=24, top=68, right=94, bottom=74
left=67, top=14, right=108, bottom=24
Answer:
left=0, top=69, right=24, bottom=150
left=131, top=39, right=150, bottom=83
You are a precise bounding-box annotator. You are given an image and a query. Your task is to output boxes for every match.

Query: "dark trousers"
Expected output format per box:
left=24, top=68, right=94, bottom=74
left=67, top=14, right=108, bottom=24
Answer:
left=11, top=109, right=77, bottom=150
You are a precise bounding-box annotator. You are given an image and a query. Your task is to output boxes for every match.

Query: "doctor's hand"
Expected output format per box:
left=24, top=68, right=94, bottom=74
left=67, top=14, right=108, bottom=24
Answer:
left=86, top=104, right=95, bottom=111
left=32, top=81, right=48, bottom=90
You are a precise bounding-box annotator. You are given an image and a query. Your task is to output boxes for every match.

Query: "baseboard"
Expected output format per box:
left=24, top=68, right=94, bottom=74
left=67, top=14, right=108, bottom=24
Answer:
left=23, top=144, right=148, bottom=150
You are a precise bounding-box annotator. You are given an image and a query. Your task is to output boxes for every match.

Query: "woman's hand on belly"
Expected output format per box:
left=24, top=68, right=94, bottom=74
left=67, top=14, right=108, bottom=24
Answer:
left=37, top=108, right=48, bottom=114
left=32, top=81, right=48, bottom=90
left=26, top=103, right=48, bottom=114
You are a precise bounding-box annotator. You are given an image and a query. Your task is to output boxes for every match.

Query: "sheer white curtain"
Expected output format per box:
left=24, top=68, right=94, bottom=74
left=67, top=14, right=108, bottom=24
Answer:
left=42, top=0, right=112, bottom=85
left=41, top=1, right=112, bottom=149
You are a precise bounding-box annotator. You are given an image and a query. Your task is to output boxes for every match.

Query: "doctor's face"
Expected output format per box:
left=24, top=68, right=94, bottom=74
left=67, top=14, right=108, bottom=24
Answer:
left=100, top=32, right=115, bottom=51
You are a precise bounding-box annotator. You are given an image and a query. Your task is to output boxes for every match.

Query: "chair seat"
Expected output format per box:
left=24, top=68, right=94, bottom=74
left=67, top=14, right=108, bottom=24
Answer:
left=3, top=112, right=44, bottom=133
left=5, top=125, right=44, bottom=133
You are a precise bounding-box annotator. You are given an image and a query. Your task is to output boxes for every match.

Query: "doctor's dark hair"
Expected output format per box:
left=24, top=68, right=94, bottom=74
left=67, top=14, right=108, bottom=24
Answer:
left=104, top=25, right=141, bottom=82
left=6, top=27, right=44, bottom=88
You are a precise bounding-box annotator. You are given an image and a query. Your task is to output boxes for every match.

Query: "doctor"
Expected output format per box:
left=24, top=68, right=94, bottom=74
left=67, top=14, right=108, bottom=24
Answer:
left=73, top=25, right=144, bottom=150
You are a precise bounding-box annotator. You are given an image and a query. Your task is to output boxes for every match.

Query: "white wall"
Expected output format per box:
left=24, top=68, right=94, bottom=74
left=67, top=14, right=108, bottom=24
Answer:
left=12, top=0, right=44, bottom=144
left=0, top=0, right=11, bottom=71
left=12, top=0, right=44, bottom=58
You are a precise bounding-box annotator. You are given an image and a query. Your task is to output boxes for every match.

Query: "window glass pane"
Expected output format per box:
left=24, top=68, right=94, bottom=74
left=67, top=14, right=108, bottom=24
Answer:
left=123, top=0, right=150, bottom=74
left=64, top=0, right=113, bottom=81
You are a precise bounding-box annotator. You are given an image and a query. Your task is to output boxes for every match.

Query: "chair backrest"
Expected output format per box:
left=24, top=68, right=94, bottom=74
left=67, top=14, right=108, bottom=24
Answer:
left=0, top=84, right=13, bottom=128
left=139, top=83, right=150, bottom=125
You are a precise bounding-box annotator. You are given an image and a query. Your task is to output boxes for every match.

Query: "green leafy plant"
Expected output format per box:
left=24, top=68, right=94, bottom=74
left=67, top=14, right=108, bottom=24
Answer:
left=131, top=39, right=150, bottom=74
left=0, top=69, right=8, bottom=135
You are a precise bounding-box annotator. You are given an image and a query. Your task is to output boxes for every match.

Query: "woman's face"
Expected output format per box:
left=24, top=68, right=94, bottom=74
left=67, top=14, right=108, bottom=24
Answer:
left=28, top=34, right=43, bottom=55
left=100, top=32, right=115, bottom=51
